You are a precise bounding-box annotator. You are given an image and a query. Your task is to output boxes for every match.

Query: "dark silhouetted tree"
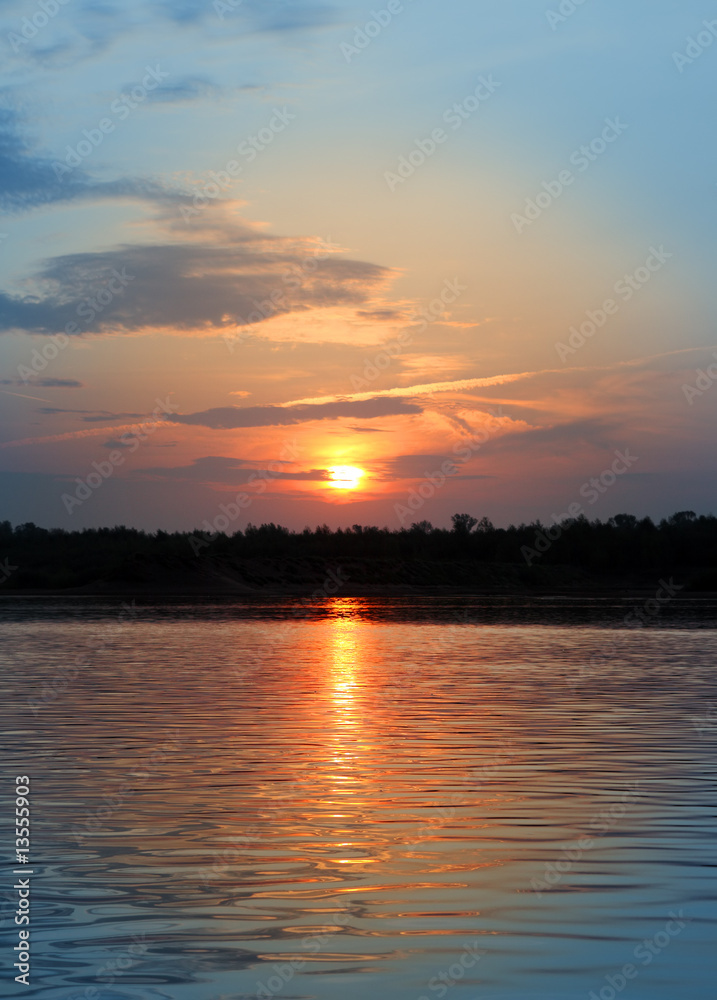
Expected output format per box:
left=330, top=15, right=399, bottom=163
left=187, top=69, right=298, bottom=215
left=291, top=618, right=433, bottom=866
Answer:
left=451, top=513, right=478, bottom=534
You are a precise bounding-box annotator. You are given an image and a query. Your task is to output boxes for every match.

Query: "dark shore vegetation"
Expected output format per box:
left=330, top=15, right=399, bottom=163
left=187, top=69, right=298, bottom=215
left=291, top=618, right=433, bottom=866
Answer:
left=0, top=511, right=715, bottom=593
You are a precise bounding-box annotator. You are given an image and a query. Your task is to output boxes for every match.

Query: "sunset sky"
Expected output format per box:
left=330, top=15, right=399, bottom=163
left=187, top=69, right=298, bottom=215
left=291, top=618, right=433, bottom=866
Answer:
left=1, top=0, right=716, bottom=531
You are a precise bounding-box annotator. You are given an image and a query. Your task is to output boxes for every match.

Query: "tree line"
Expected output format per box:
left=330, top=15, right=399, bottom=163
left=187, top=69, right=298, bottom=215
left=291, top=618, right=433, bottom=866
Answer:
left=0, top=510, right=715, bottom=590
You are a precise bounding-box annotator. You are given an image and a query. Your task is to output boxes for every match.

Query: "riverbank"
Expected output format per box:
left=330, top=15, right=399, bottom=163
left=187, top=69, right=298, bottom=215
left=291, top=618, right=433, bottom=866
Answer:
left=2, top=552, right=714, bottom=596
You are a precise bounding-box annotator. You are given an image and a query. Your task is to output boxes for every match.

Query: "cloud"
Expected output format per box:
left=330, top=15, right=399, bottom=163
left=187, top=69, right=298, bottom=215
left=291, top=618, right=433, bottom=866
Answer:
left=137, top=454, right=329, bottom=484
left=138, top=455, right=252, bottom=482
left=357, top=308, right=406, bottom=321
left=0, top=388, right=51, bottom=402
left=1, top=0, right=344, bottom=75
left=380, top=453, right=494, bottom=482
left=475, top=417, right=620, bottom=456
left=398, top=354, right=475, bottom=379
left=0, top=219, right=397, bottom=338
left=0, top=2, right=154, bottom=68
left=140, top=75, right=223, bottom=104
left=0, top=107, right=93, bottom=212
left=151, top=0, right=210, bottom=25
left=282, top=372, right=541, bottom=407
left=168, top=396, right=422, bottom=429
left=0, top=415, right=174, bottom=450
left=36, top=408, right=144, bottom=421
left=282, top=350, right=717, bottom=408
left=0, top=377, right=83, bottom=388
left=0, top=101, right=404, bottom=344
left=155, top=0, right=341, bottom=32
left=0, top=107, right=180, bottom=213
left=103, top=437, right=137, bottom=449
left=245, top=1, right=341, bottom=33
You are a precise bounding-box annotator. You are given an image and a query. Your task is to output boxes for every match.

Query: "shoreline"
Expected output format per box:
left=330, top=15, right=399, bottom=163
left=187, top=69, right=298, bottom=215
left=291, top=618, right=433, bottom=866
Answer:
left=2, top=585, right=716, bottom=599
left=1, top=553, right=714, bottom=600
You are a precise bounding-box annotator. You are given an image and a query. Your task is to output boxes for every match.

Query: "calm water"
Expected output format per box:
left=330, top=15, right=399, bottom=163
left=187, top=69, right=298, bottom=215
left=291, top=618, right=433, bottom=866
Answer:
left=2, top=595, right=717, bottom=1000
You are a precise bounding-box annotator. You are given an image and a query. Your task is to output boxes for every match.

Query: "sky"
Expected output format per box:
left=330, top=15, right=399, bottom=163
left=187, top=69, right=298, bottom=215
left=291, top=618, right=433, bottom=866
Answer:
left=1, top=0, right=716, bottom=532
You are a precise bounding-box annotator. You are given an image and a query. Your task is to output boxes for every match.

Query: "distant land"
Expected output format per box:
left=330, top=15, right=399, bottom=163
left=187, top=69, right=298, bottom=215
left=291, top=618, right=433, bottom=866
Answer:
left=1, top=512, right=716, bottom=596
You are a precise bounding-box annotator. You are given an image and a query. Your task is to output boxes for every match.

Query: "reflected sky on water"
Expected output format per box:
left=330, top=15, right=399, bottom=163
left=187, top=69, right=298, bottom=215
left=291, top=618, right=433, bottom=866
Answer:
left=1, top=596, right=716, bottom=999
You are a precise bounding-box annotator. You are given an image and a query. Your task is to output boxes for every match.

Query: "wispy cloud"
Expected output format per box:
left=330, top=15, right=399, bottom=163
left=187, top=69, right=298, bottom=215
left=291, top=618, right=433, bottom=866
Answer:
left=0, top=388, right=51, bottom=402
left=0, top=108, right=180, bottom=213
left=282, top=349, right=717, bottom=407
left=137, top=455, right=329, bottom=483
left=281, top=372, right=544, bottom=407
left=168, top=396, right=422, bottom=429
left=36, top=408, right=144, bottom=421
left=0, top=377, right=83, bottom=388
left=154, top=0, right=342, bottom=32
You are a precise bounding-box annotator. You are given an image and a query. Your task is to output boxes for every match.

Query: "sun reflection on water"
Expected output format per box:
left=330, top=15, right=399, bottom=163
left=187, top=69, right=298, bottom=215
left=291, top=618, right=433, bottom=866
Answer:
left=328, top=608, right=363, bottom=726
left=315, top=601, right=379, bottom=864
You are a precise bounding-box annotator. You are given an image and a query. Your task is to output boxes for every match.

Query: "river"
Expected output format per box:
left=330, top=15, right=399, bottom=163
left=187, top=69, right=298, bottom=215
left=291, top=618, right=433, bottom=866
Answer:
left=2, top=595, right=716, bottom=999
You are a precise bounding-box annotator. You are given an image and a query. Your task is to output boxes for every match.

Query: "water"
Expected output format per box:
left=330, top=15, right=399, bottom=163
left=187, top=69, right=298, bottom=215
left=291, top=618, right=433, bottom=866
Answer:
left=2, top=595, right=716, bottom=999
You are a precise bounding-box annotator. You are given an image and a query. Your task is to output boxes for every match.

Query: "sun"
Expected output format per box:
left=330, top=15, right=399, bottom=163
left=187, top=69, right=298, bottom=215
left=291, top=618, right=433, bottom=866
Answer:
left=328, top=466, right=365, bottom=490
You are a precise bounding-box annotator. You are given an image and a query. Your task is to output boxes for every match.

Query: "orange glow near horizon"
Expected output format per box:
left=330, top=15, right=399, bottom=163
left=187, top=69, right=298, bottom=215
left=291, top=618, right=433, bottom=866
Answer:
left=328, top=466, right=365, bottom=490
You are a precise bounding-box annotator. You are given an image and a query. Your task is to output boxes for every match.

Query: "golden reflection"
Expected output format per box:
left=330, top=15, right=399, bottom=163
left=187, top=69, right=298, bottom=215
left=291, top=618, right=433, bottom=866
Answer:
left=284, top=599, right=387, bottom=871
left=327, top=600, right=367, bottom=728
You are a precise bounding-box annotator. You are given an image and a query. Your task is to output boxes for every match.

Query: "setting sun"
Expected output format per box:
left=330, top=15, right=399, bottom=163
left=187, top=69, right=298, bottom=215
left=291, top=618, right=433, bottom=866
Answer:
left=328, top=466, right=365, bottom=490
